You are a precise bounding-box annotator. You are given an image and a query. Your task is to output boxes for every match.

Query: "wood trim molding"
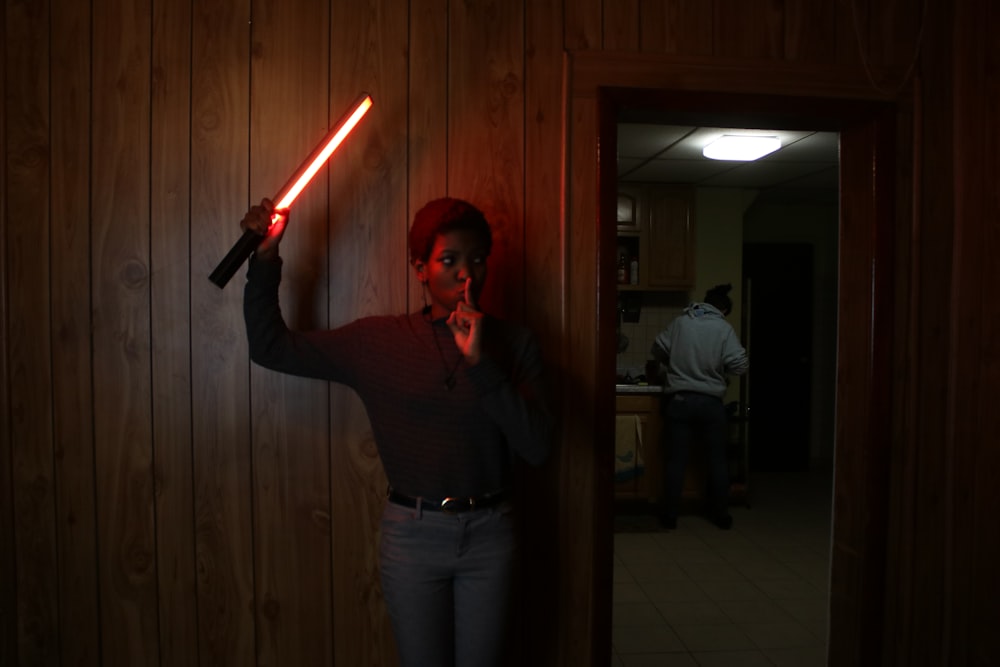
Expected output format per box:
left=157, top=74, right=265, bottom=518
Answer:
left=563, top=50, right=910, bottom=666
left=569, top=50, right=906, bottom=100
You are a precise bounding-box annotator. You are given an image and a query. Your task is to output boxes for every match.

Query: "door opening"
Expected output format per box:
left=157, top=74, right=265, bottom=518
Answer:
left=592, top=80, right=898, bottom=666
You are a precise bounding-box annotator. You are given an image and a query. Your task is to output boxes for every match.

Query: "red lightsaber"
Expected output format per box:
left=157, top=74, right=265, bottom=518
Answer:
left=209, top=92, right=374, bottom=288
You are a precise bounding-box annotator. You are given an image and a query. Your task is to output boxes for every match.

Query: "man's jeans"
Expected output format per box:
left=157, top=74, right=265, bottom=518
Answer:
left=379, top=499, right=515, bottom=667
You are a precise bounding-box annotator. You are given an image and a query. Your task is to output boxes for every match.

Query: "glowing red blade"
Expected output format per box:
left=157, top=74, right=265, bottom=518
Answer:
left=207, top=92, right=373, bottom=289
left=273, top=93, right=373, bottom=211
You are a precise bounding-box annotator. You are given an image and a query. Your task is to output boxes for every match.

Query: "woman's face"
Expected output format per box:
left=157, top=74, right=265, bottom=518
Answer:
left=415, top=229, right=489, bottom=319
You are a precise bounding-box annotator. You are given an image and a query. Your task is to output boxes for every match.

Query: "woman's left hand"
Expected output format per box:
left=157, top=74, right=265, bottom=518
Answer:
left=447, top=278, right=483, bottom=365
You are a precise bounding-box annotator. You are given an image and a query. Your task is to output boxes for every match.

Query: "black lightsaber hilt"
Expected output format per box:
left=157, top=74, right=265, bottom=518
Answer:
left=208, top=228, right=265, bottom=288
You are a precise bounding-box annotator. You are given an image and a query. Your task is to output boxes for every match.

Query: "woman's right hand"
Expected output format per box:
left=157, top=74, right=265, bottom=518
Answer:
left=240, top=198, right=289, bottom=260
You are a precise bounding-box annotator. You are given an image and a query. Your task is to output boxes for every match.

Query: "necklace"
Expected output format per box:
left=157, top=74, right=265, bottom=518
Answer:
left=425, top=307, right=464, bottom=390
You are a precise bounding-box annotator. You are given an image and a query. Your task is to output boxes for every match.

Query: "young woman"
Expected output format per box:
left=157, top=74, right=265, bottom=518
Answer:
left=240, top=196, right=553, bottom=667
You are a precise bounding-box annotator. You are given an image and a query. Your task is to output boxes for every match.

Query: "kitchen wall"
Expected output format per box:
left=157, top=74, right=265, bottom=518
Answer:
left=616, top=291, right=685, bottom=379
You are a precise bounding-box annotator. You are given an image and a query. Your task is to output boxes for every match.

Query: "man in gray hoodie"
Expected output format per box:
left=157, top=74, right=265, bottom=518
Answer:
left=651, top=284, right=748, bottom=530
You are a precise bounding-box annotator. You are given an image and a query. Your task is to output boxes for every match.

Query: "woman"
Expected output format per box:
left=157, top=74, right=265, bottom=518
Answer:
left=240, top=196, right=552, bottom=667
left=650, top=283, right=748, bottom=530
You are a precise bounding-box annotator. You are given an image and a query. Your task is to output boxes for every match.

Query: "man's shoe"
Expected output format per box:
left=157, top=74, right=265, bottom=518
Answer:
left=658, top=514, right=677, bottom=530
left=713, top=514, right=733, bottom=530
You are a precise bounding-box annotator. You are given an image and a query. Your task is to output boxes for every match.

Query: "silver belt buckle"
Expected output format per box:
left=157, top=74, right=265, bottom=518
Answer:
left=440, top=497, right=474, bottom=514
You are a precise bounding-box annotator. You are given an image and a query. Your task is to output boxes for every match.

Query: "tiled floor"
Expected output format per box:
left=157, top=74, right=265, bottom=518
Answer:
left=612, top=469, right=833, bottom=666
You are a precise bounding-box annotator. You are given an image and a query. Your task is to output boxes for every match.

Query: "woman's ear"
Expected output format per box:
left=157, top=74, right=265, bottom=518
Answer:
left=412, top=259, right=427, bottom=283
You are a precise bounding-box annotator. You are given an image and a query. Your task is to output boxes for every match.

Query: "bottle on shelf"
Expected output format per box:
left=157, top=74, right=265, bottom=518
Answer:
left=617, top=253, right=628, bottom=284
left=629, top=256, right=639, bottom=285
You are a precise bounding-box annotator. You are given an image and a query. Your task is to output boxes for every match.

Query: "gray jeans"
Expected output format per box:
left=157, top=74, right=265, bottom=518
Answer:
left=379, top=499, right=516, bottom=667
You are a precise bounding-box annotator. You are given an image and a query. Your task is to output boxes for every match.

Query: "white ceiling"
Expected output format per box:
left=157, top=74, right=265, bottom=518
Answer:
left=617, top=123, right=840, bottom=204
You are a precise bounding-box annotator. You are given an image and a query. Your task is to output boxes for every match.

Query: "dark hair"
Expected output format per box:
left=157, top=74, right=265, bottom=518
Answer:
left=408, top=198, right=492, bottom=263
left=704, top=283, right=733, bottom=314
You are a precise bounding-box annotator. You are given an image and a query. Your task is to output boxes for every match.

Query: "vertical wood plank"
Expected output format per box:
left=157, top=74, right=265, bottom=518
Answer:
left=328, top=1, right=409, bottom=664
left=950, top=6, right=1000, bottom=663
left=450, top=0, right=525, bottom=320
left=564, top=0, right=603, bottom=51
left=249, top=0, right=333, bottom=664
left=0, top=0, right=10, bottom=657
left=189, top=0, right=255, bottom=663
left=841, top=0, right=926, bottom=84
left=835, top=0, right=865, bottom=65
left=867, top=0, right=924, bottom=72
left=880, top=2, right=950, bottom=663
left=603, top=0, right=639, bottom=51
left=50, top=0, right=101, bottom=662
left=0, top=0, right=13, bottom=653
left=639, top=0, right=713, bottom=55
left=891, top=2, right=952, bottom=664
left=5, top=0, right=59, bottom=663
left=151, top=0, right=197, bottom=664
left=784, top=0, right=837, bottom=62
left=91, top=0, right=159, bottom=663
left=523, top=0, right=567, bottom=664
left=524, top=0, right=565, bottom=337
left=408, top=0, right=449, bottom=316
left=713, top=0, right=786, bottom=59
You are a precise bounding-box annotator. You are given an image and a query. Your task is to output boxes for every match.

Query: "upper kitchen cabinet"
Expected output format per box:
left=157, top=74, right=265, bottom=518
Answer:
left=616, top=183, right=695, bottom=291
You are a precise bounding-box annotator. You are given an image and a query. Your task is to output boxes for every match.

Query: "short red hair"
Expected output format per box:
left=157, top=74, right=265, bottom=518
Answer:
left=408, top=198, right=492, bottom=263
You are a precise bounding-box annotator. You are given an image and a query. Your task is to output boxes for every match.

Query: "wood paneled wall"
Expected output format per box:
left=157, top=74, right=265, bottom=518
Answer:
left=3, top=0, right=998, bottom=665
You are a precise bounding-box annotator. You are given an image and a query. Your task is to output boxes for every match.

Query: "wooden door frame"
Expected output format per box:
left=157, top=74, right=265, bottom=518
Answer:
left=562, top=51, right=909, bottom=665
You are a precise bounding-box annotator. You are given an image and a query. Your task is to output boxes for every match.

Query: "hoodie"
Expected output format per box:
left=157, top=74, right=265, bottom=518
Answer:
left=650, top=302, right=749, bottom=398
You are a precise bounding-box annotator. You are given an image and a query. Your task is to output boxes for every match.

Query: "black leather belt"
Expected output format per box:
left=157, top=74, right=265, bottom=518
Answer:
left=387, top=489, right=508, bottom=514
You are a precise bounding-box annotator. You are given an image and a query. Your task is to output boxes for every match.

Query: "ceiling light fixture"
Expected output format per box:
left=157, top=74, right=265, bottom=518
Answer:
left=702, top=135, right=781, bottom=161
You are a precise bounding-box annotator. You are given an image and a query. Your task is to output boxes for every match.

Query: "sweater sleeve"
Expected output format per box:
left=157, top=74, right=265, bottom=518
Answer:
left=243, top=254, right=359, bottom=385
left=464, top=324, right=554, bottom=467
left=722, top=329, right=749, bottom=376
left=650, top=327, right=672, bottom=364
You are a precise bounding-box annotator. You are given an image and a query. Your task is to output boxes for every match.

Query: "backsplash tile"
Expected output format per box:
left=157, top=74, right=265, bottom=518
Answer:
left=617, top=294, right=689, bottom=378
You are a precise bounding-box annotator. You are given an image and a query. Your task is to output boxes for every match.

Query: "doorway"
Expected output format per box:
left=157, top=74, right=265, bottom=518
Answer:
left=611, top=119, right=836, bottom=662
left=743, top=242, right=814, bottom=472
left=583, top=67, right=899, bottom=665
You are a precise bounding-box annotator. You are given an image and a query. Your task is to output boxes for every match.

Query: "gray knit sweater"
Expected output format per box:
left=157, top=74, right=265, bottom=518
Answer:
left=244, top=255, right=552, bottom=499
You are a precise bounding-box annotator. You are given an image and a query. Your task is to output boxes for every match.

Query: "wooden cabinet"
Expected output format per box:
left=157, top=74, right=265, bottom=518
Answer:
left=615, top=391, right=749, bottom=510
left=616, top=183, right=695, bottom=291
left=614, top=393, right=662, bottom=502
left=646, top=186, right=695, bottom=288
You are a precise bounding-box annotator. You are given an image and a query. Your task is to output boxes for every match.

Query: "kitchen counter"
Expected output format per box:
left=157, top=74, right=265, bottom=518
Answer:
left=615, top=384, right=664, bottom=394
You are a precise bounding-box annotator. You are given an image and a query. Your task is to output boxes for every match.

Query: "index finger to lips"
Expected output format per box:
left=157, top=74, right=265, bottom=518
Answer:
left=464, top=277, right=476, bottom=309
